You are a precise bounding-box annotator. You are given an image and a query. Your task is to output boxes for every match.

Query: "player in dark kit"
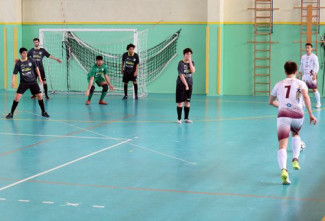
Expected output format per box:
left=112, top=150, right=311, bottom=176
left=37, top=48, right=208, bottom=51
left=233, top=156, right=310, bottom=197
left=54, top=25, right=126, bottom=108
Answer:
left=176, top=48, right=196, bottom=124
left=85, top=56, right=114, bottom=105
left=6, top=47, right=49, bottom=119
left=121, top=43, right=139, bottom=100
left=28, top=38, right=62, bottom=100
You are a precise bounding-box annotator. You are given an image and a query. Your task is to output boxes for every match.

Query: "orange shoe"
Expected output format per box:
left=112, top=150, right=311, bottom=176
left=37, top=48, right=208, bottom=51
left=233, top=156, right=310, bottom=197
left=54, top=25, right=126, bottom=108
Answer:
left=99, top=100, right=107, bottom=105
left=85, top=100, right=90, bottom=105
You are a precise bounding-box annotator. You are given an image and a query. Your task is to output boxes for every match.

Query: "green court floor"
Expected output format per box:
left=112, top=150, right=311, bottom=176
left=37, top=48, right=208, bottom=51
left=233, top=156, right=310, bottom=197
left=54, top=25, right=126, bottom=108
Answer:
left=0, top=92, right=324, bottom=221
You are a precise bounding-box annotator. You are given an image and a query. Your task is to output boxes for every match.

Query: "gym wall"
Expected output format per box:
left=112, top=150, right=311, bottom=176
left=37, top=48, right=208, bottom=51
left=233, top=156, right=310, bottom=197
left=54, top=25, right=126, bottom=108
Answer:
left=1, top=0, right=325, bottom=95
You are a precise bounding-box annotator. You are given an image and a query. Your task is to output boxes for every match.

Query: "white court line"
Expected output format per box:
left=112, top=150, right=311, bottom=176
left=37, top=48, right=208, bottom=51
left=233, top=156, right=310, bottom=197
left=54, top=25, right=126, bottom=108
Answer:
left=0, top=196, right=105, bottom=208
left=24, top=111, right=197, bottom=166
left=127, top=142, right=197, bottom=166
left=93, top=205, right=105, bottom=208
left=42, top=201, right=55, bottom=204
left=0, top=139, right=132, bottom=191
left=18, top=199, right=30, bottom=203
left=0, top=132, right=117, bottom=140
left=63, top=202, right=80, bottom=207
left=24, top=111, right=127, bottom=141
left=60, top=127, right=197, bottom=166
left=43, top=118, right=198, bottom=166
left=54, top=120, right=126, bottom=141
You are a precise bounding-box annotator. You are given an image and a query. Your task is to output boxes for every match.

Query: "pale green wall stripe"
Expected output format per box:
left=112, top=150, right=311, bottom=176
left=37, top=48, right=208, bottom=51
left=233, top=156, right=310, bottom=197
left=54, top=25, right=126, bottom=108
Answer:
left=1, top=24, right=325, bottom=96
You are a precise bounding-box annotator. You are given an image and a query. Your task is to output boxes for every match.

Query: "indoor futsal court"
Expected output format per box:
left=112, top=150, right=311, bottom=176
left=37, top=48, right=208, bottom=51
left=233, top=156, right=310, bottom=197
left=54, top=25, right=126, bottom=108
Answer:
left=1, top=0, right=325, bottom=221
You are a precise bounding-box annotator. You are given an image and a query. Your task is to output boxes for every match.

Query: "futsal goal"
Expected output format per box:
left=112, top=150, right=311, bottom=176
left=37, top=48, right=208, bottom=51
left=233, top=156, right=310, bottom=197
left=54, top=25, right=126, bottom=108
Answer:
left=39, top=28, right=181, bottom=96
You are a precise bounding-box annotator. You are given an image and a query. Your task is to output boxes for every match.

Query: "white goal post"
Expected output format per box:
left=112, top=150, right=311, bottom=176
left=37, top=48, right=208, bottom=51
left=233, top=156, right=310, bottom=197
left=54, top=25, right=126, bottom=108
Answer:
left=38, top=28, right=147, bottom=97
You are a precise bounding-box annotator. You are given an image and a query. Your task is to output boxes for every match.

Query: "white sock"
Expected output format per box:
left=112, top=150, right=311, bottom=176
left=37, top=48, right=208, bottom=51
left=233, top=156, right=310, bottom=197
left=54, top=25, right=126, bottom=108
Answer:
left=314, top=91, right=321, bottom=104
left=277, top=149, right=287, bottom=170
left=292, top=136, right=301, bottom=159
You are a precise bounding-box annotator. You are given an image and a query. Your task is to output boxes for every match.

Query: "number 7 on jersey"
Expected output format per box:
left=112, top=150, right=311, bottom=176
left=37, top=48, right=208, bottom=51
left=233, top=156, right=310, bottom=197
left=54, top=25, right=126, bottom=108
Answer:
left=284, top=85, right=291, bottom=98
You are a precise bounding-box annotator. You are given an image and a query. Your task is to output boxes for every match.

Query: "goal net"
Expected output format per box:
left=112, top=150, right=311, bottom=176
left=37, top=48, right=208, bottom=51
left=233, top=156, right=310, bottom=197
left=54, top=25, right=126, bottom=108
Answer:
left=39, top=28, right=181, bottom=96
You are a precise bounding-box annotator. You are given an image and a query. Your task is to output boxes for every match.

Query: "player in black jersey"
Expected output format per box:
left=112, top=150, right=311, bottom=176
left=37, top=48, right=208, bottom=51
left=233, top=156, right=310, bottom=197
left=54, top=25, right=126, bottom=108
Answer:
left=121, top=44, right=140, bottom=100
left=176, top=48, right=195, bottom=124
left=28, top=38, right=61, bottom=100
left=6, top=48, right=49, bottom=119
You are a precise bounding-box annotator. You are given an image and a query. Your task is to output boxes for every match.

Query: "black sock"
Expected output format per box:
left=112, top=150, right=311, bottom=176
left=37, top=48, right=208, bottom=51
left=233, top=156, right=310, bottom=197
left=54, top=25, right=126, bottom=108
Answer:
left=124, top=84, right=128, bottom=96
left=177, top=107, right=182, bottom=120
left=184, top=106, right=190, bottom=119
left=134, top=84, right=138, bottom=97
left=88, top=86, right=95, bottom=101
left=11, top=100, right=19, bottom=114
left=38, top=99, right=46, bottom=113
left=44, top=84, right=48, bottom=96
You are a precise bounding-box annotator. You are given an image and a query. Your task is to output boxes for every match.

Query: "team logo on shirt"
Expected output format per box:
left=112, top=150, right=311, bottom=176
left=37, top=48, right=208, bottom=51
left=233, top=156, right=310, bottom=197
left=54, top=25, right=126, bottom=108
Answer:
left=183, top=64, right=191, bottom=74
left=39, top=52, right=42, bottom=55
left=133, top=58, right=136, bottom=62
left=126, top=61, right=134, bottom=66
left=28, top=63, right=32, bottom=66
left=286, top=103, right=292, bottom=107
left=296, top=87, right=302, bottom=102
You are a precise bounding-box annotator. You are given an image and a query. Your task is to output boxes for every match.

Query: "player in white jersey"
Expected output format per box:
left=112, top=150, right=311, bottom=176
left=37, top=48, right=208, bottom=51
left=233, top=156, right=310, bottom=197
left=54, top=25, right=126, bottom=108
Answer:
left=299, top=43, right=321, bottom=108
left=269, top=61, right=317, bottom=185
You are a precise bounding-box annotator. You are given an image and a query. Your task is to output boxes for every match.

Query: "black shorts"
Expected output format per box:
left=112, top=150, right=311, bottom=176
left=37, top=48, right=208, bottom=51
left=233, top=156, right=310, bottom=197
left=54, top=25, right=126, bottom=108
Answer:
left=35, top=69, right=46, bottom=81
left=17, top=83, right=42, bottom=95
left=123, top=73, right=137, bottom=83
left=176, top=84, right=192, bottom=103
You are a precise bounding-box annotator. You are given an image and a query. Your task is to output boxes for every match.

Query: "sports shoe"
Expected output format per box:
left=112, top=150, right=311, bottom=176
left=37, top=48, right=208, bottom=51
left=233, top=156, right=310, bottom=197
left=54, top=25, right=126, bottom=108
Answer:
left=45, top=95, right=50, bottom=100
left=315, top=102, right=321, bottom=108
left=85, top=100, right=90, bottom=105
left=292, top=158, right=300, bottom=170
left=31, top=95, right=36, bottom=99
left=135, top=96, right=138, bottom=100
left=300, top=140, right=306, bottom=151
left=184, top=119, right=193, bottom=123
left=42, top=112, right=50, bottom=118
left=122, top=95, right=128, bottom=100
left=5, top=113, right=13, bottom=119
left=281, top=169, right=291, bottom=185
left=99, top=100, right=107, bottom=105
left=177, top=119, right=182, bottom=124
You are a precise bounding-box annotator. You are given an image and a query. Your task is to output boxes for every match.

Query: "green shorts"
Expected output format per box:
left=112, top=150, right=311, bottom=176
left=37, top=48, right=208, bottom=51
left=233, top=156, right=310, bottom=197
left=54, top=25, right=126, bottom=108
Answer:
left=88, top=77, right=106, bottom=86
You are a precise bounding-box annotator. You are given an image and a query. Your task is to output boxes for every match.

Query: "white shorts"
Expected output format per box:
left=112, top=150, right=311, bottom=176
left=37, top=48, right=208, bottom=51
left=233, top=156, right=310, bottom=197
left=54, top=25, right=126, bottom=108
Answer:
left=277, top=117, right=304, bottom=141
left=302, top=74, right=317, bottom=89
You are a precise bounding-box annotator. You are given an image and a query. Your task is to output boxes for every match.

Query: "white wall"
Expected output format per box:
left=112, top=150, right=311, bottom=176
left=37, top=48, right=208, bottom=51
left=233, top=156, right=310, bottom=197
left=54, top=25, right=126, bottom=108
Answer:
left=207, top=0, right=223, bottom=22
left=0, top=0, right=22, bottom=22
left=2, top=0, right=325, bottom=24
left=224, top=0, right=325, bottom=23
left=22, top=0, right=208, bottom=23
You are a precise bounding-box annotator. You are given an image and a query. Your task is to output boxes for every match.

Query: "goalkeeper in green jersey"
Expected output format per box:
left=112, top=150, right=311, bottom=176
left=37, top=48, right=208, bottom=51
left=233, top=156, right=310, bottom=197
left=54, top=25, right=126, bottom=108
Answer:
left=85, top=56, right=114, bottom=105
